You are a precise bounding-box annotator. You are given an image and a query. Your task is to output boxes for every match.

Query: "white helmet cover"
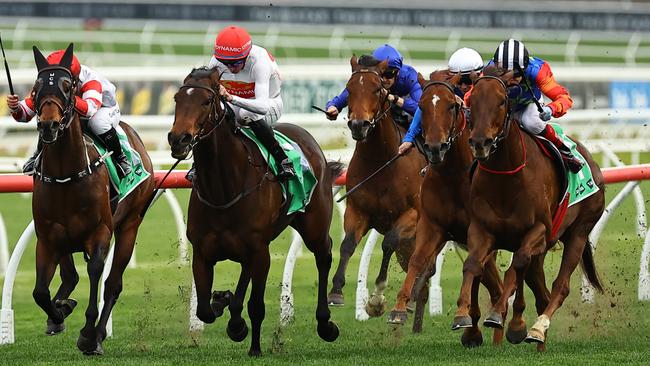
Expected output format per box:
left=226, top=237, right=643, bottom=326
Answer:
left=448, top=47, right=484, bottom=74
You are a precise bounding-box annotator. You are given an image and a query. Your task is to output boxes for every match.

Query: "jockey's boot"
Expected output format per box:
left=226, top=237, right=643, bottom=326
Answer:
left=249, top=119, right=296, bottom=181
left=98, top=127, right=132, bottom=179
left=539, top=124, right=583, bottom=174
left=22, top=140, right=43, bottom=175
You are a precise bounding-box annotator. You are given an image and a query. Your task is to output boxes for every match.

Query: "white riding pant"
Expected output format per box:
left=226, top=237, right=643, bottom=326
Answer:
left=232, top=96, right=283, bottom=126
left=513, top=97, right=547, bottom=135
left=87, top=104, right=121, bottom=135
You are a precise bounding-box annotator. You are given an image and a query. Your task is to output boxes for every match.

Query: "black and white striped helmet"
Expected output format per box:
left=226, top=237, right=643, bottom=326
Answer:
left=493, top=39, right=529, bottom=73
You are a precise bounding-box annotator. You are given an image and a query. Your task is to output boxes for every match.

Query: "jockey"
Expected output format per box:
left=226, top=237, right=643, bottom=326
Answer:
left=479, top=39, right=582, bottom=173
left=196, top=25, right=294, bottom=182
left=398, top=47, right=484, bottom=155
left=6, top=50, right=131, bottom=178
left=325, top=44, right=422, bottom=129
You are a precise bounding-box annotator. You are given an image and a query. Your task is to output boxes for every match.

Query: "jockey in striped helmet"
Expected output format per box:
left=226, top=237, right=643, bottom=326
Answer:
left=487, top=39, right=582, bottom=173
left=6, top=49, right=131, bottom=178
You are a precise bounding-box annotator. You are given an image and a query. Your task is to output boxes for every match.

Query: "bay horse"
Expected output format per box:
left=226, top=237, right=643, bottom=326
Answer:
left=386, top=70, right=505, bottom=346
left=328, top=55, right=428, bottom=332
left=453, top=66, right=605, bottom=348
left=167, top=67, right=343, bottom=357
left=30, top=44, right=155, bottom=355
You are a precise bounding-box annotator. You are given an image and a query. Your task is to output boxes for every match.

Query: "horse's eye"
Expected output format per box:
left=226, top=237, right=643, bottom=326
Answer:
left=202, top=99, right=212, bottom=106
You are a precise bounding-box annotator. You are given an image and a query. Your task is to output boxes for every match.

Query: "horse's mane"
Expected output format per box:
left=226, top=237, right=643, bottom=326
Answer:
left=358, top=55, right=381, bottom=67
left=190, top=66, right=218, bottom=79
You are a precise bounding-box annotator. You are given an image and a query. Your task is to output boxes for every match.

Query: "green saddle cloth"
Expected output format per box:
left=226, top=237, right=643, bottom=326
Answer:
left=550, top=123, right=599, bottom=206
left=239, top=127, right=318, bottom=215
left=89, top=128, right=150, bottom=202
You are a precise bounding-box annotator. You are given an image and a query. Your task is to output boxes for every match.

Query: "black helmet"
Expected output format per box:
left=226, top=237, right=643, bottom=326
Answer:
left=493, top=39, right=529, bottom=74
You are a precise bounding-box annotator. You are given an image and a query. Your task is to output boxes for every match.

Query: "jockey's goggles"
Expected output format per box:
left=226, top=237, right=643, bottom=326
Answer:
left=459, top=74, right=473, bottom=85
left=219, top=58, right=246, bottom=67
left=381, top=68, right=399, bottom=79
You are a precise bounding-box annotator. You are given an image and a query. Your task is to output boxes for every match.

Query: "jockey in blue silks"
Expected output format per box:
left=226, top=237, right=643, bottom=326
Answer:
left=398, top=47, right=484, bottom=155
left=325, top=44, right=422, bottom=129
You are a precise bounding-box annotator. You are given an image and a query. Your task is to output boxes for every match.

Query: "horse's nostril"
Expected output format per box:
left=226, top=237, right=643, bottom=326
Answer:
left=179, top=133, right=192, bottom=146
left=484, top=138, right=494, bottom=147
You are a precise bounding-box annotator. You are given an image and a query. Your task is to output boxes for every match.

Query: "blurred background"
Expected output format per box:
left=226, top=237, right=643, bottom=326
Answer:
left=1, top=0, right=650, bottom=159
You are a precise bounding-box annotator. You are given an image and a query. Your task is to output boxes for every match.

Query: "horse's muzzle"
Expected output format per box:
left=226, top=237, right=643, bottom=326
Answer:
left=37, top=120, right=61, bottom=144
left=348, top=119, right=371, bottom=141
left=423, top=142, right=449, bottom=165
left=168, top=131, right=193, bottom=160
left=468, top=137, right=494, bottom=160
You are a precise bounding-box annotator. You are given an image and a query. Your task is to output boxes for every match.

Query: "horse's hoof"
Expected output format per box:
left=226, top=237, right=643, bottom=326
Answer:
left=327, top=292, right=344, bottom=307
left=461, top=329, right=484, bottom=348
left=506, top=325, right=528, bottom=344
left=45, top=319, right=65, bottom=336
left=524, top=329, right=546, bottom=344
left=317, top=321, right=340, bottom=342
left=365, top=296, right=386, bottom=317
left=483, top=311, right=504, bottom=329
left=406, top=300, right=415, bottom=313
left=226, top=319, right=248, bottom=342
left=386, top=310, right=408, bottom=325
left=55, top=298, right=78, bottom=318
left=210, top=290, right=232, bottom=318
left=77, top=334, right=102, bottom=355
left=248, top=348, right=262, bottom=357
left=451, top=315, right=473, bottom=330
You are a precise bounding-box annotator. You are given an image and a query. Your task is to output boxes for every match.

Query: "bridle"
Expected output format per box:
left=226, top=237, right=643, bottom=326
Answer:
left=472, top=75, right=512, bottom=150
left=420, top=80, right=465, bottom=147
left=348, top=69, right=392, bottom=132
left=178, top=83, right=228, bottom=148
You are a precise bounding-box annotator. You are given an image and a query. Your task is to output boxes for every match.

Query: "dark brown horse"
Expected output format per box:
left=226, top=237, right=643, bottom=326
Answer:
left=453, top=66, right=605, bottom=348
left=327, top=55, right=427, bottom=331
left=30, top=44, right=155, bottom=355
left=386, top=70, right=504, bottom=346
left=167, top=67, right=342, bottom=356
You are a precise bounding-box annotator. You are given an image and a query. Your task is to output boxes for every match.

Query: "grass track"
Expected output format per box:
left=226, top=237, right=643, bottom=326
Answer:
left=1, top=176, right=650, bottom=364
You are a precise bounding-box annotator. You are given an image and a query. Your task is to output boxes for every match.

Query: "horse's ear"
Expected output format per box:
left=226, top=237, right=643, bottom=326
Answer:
left=58, top=43, right=74, bottom=70
left=350, top=55, right=359, bottom=72
left=417, top=72, right=427, bottom=88
left=501, top=69, right=516, bottom=84
left=429, top=69, right=454, bottom=82
left=377, top=59, right=388, bottom=73
left=32, top=46, right=49, bottom=72
left=448, top=72, right=462, bottom=86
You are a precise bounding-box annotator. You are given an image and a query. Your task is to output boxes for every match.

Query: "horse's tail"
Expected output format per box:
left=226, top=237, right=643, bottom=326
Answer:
left=326, top=160, right=346, bottom=186
left=580, top=240, right=604, bottom=293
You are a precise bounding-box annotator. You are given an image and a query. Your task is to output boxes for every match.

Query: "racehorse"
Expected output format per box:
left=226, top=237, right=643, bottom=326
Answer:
left=327, top=55, right=428, bottom=332
left=167, top=67, right=343, bottom=356
left=386, top=70, right=505, bottom=346
left=30, top=44, right=155, bottom=355
left=453, top=65, right=605, bottom=348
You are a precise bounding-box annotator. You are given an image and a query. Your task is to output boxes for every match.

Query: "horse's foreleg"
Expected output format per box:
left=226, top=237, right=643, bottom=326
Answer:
left=364, top=229, right=398, bottom=318
left=247, top=248, right=270, bottom=357
left=226, top=265, right=251, bottom=342
left=77, top=242, right=107, bottom=355
left=96, top=220, right=141, bottom=343
left=46, top=254, right=80, bottom=335
left=527, top=232, right=589, bottom=346
left=192, top=245, right=216, bottom=324
left=33, top=240, right=64, bottom=334
left=388, top=218, right=444, bottom=325
left=480, top=253, right=504, bottom=344
left=453, top=222, right=494, bottom=331
left=328, top=207, right=368, bottom=306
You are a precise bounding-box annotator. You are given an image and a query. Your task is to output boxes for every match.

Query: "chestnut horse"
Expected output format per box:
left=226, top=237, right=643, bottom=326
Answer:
left=167, top=67, right=342, bottom=356
left=30, top=44, right=155, bottom=355
left=453, top=66, right=605, bottom=348
left=328, top=55, right=428, bottom=331
left=386, top=71, right=505, bottom=346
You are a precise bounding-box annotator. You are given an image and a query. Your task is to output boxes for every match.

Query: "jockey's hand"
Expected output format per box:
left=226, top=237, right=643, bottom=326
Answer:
left=6, top=94, right=20, bottom=112
left=539, top=105, right=553, bottom=121
left=218, top=85, right=233, bottom=102
left=325, top=106, right=339, bottom=121
left=398, top=141, right=413, bottom=155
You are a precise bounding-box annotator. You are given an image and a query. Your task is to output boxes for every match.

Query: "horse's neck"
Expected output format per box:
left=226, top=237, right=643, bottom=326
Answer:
left=482, top=122, right=526, bottom=172
left=354, top=115, right=401, bottom=163
left=193, top=125, right=250, bottom=202
left=42, top=118, right=90, bottom=177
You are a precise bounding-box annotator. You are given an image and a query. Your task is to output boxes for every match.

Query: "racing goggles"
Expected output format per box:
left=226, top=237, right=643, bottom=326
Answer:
left=459, top=73, right=473, bottom=85
left=381, top=68, right=399, bottom=79
left=219, top=58, right=246, bottom=67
